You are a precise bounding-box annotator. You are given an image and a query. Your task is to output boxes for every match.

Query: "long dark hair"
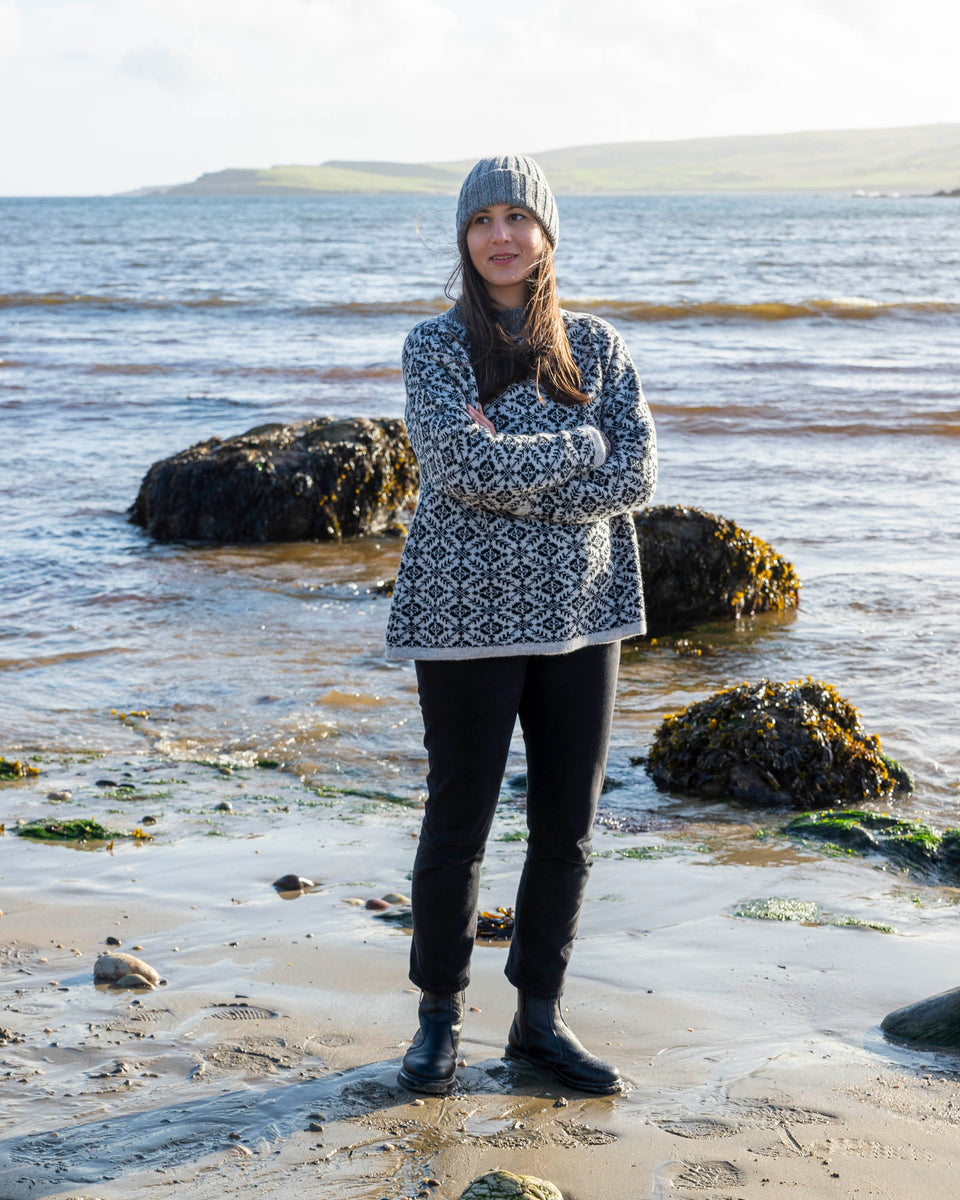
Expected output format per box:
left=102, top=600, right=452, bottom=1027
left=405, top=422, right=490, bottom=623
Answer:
left=446, top=234, right=591, bottom=407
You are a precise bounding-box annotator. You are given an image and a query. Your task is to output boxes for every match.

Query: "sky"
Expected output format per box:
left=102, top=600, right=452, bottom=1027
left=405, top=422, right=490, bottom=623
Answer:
left=2, top=0, right=958, bottom=195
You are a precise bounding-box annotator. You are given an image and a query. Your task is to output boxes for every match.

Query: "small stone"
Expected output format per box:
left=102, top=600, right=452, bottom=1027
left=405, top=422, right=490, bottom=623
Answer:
left=47, top=790, right=72, bottom=801
left=412, top=1098, right=425, bottom=1106
left=381, top=892, right=410, bottom=905
left=110, top=974, right=157, bottom=990
left=458, top=1170, right=564, bottom=1200
left=133, top=944, right=144, bottom=951
left=422, top=1179, right=441, bottom=1188
left=273, top=874, right=314, bottom=891
left=141, top=815, right=158, bottom=825
left=365, top=898, right=391, bottom=911
left=215, top=801, right=233, bottom=813
left=553, top=1096, right=569, bottom=1107
left=233, top=1144, right=252, bottom=1157
left=470, top=1005, right=482, bottom=1012
left=93, top=952, right=161, bottom=986
left=228, top=1131, right=242, bottom=1140
left=106, top=936, right=122, bottom=946
left=307, top=1120, right=324, bottom=1132
left=308, top=1112, right=327, bottom=1121
left=381, top=1142, right=396, bottom=1152
left=343, top=898, right=365, bottom=906
left=96, top=779, right=119, bottom=788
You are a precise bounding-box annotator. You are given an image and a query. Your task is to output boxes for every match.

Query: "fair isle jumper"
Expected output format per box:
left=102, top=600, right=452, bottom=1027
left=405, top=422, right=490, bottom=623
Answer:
left=384, top=306, right=658, bottom=660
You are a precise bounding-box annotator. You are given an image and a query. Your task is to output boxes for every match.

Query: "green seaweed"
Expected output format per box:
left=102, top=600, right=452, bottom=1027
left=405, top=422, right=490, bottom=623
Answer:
left=17, top=818, right=125, bottom=843
left=783, top=808, right=960, bottom=883
left=735, top=897, right=822, bottom=922
left=734, top=896, right=894, bottom=933
left=0, top=757, right=40, bottom=780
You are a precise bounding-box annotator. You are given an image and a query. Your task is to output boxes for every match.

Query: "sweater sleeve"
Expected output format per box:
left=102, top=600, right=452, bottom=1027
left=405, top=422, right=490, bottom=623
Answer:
left=473, top=320, right=658, bottom=525
left=403, top=320, right=607, bottom=504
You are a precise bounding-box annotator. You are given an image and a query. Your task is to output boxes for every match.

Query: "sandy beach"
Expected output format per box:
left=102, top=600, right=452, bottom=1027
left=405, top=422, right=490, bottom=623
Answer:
left=2, top=752, right=958, bottom=1199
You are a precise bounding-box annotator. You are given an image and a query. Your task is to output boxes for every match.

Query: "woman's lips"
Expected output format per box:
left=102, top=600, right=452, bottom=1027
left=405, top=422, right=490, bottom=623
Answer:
left=490, top=254, right=518, bottom=263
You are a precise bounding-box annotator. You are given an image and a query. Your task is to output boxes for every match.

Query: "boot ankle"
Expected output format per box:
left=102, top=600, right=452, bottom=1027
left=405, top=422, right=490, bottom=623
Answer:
left=398, top=990, right=464, bottom=1095
left=507, top=992, right=622, bottom=1095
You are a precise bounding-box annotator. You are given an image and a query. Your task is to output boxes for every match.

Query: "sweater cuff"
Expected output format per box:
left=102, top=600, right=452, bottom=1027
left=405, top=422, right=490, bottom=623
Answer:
left=581, top=425, right=608, bottom=469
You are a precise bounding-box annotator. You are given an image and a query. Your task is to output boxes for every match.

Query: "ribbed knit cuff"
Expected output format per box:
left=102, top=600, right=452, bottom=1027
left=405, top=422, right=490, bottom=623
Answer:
left=581, top=425, right=608, bottom=469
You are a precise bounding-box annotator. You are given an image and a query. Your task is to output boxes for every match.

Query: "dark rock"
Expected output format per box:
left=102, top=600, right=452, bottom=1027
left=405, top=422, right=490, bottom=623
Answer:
left=633, top=505, right=800, bottom=636
left=273, top=874, right=314, bottom=892
left=364, top=897, right=391, bottom=911
left=129, top=416, right=419, bottom=543
left=647, top=678, right=911, bottom=808
left=882, top=987, right=960, bottom=1049
left=215, top=801, right=233, bottom=813
left=784, top=809, right=960, bottom=883
left=105, top=936, right=122, bottom=946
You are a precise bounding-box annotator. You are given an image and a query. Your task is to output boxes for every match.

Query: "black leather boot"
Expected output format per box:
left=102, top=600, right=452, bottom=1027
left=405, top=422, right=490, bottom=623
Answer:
left=506, top=992, right=622, bottom=1094
left=398, top=990, right=464, bottom=1094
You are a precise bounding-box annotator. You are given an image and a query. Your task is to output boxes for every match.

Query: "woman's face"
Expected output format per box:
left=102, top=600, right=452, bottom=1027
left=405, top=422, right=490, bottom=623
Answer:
left=465, top=204, right=546, bottom=308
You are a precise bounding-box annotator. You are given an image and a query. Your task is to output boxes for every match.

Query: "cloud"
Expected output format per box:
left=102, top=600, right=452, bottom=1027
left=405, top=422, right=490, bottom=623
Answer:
left=1, top=0, right=957, bottom=194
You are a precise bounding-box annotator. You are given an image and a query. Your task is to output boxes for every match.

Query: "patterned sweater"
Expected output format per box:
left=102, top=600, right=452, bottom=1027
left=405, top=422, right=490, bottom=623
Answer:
left=384, top=306, right=657, bottom=660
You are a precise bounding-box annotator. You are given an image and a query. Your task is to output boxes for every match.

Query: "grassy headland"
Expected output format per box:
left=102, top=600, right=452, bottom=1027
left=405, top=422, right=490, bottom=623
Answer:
left=127, top=123, right=960, bottom=196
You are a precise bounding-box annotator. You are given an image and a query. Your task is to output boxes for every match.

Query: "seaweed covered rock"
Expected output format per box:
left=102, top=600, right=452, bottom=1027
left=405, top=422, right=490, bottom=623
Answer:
left=785, top=810, right=960, bottom=882
left=129, top=416, right=419, bottom=542
left=882, top=987, right=960, bottom=1050
left=459, top=1171, right=563, bottom=1200
left=633, top=505, right=800, bottom=636
left=647, top=678, right=911, bottom=808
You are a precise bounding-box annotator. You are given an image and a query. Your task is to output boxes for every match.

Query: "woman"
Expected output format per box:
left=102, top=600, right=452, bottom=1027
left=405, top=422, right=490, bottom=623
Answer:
left=385, top=155, right=657, bottom=1095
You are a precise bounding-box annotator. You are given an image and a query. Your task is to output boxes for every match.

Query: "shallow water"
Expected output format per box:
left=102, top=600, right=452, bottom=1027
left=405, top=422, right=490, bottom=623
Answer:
left=2, top=193, right=958, bottom=825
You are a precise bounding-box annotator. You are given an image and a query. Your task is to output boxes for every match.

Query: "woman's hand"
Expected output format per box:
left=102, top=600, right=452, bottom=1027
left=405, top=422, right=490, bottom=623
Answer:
left=466, top=402, right=496, bottom=434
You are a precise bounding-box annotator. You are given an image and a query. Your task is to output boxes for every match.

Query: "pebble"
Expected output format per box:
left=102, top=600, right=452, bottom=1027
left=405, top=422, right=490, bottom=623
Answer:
left=95, top=779, right=118, bottom=788
left=365, top=898, right=391, bottom=911
left=553, top=1096, right=569, bottom=1107
left=307, top=1120, right=324, bottom=1132
left=47, top=790, right=72, bottom=801
left=343, top=898, right=365, bottom=907
left=110, top=974, right=157, bottom=990
left=93, top=952, right=161, bottom=986
left=273, top=874, right=314, bottom=891
left=106, top=936, right=122, bottom=946
left=412, top=1098, right=425, bottom=1107
left=380, top=1142, right=396, bottom=1152
left=215, top=800, right=233, bottom=813
left=381, top=892, right=410, bottom=905
left=141, top=815, right=158, bottom=825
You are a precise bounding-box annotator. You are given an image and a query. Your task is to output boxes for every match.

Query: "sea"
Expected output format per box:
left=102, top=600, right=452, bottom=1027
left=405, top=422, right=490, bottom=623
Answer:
left=2, top=192, right=958, bottom=825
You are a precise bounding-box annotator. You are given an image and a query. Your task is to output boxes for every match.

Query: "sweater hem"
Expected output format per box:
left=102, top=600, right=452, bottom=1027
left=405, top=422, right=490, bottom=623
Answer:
left=384, top=621, right=646, bottom=661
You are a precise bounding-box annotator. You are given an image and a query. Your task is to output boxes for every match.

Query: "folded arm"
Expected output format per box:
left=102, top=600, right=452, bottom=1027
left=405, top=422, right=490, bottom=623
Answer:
left=403, top=322, right=607, bottom=503
left=463, top=321, right=658, bottom=524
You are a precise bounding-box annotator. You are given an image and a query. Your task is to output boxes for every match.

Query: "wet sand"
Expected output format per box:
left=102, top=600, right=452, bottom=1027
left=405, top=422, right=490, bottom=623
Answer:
left=1, top=755, right=959, bottom=1199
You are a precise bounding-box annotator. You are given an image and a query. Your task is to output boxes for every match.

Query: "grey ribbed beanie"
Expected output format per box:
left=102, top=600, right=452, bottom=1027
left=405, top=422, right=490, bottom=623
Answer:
left=456, top=155, right=559, bottom=248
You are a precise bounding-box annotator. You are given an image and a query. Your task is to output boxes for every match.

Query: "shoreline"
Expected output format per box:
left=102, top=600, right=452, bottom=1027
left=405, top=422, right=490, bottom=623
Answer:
left=2, top=752, right=959, bottom=1197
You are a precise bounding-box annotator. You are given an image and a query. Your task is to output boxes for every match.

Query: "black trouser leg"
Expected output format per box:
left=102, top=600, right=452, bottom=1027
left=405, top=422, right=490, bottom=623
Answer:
left=505, top=640, right=621, bottom=998
left=410, top=656, right=525, bottom=994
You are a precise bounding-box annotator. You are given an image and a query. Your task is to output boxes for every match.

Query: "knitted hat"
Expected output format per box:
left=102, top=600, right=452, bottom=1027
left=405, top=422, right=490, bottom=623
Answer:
left=456, top=155, right=559, bottom=248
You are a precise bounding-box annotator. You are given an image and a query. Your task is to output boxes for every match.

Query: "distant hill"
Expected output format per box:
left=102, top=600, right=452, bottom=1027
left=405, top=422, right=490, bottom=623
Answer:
left=128, top=124, right=960, bottom=197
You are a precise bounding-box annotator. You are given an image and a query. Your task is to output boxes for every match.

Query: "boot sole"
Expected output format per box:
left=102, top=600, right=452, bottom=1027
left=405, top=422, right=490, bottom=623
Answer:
left=397, top=1066, right=457, bottom=1095
left=504, top=1044, right=623, bottom=1095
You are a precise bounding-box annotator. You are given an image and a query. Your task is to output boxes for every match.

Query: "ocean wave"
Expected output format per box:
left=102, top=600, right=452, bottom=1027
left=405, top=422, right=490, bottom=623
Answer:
left=577, top=298, right=960, bottom=323
left=3, top=290, right=955, bottom=325
left=0, top=291, right=244, bottom=310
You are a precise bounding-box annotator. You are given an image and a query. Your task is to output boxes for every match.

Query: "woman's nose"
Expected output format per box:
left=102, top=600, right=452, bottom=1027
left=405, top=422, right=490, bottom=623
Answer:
left=490, top=219, right=511, bottom=242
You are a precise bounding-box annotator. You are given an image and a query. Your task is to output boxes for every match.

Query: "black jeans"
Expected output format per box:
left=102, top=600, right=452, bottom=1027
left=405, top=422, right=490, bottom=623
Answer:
left=410, top=640, right=621, bottom=999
